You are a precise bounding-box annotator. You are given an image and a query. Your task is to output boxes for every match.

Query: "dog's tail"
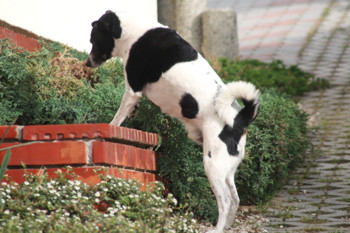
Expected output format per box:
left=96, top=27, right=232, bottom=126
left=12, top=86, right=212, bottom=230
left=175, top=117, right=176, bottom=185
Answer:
left=215, top=81, right=260, bottom=127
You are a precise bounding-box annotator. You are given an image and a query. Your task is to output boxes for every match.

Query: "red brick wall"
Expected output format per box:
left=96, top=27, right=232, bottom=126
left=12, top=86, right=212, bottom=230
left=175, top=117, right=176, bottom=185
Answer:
left=0, top=124, right=160, bottom=187
left=0, top=22, right=41, bottom=52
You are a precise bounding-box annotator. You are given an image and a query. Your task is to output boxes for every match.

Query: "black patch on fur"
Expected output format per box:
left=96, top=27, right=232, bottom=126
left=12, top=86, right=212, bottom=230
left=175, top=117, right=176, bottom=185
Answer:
left=88, top=11, right=122, bottom=65
left=126, top=27, right=198, bottom=92
left=179, top=93, right=199, bottom=119
left=219, top=124, right=241, bottom=156
left=219, top=99, right=259, bottom=156
left=208, top=151, right=212, bottom=158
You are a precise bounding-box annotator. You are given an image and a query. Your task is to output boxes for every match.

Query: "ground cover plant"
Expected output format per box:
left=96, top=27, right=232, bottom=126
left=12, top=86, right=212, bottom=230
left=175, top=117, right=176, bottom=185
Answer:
left=0, top=38, right=328, bottom=223
left=0, top=170, right=198, bottom=232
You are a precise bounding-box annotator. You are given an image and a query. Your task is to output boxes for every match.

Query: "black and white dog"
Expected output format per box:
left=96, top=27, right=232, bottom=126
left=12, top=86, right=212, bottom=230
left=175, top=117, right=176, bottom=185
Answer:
left=86, top=11, right=259, bottom=233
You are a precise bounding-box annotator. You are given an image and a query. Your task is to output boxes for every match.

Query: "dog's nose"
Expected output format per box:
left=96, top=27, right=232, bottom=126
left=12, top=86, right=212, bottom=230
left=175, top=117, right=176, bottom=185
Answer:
left=85, top=59, right=92, bottom=67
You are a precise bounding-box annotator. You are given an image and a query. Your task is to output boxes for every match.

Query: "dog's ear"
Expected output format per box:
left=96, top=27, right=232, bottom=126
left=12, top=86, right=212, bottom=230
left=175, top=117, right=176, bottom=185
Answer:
left=104, top=11, right=122, bottom=39
left=111, top=20, right=122, bottom=39
left=93, top=11, right=122, bottom=38
left=91, top=21, right=99, bottom=28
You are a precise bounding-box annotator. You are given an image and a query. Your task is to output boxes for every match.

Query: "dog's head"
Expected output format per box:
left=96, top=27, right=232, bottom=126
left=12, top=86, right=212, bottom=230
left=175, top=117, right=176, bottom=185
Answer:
left=86, top=11, right=122, bottom=68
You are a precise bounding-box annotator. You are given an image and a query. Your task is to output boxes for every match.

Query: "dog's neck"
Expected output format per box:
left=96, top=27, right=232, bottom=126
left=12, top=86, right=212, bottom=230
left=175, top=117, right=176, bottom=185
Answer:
left=111, top=12, right=165, bottom=61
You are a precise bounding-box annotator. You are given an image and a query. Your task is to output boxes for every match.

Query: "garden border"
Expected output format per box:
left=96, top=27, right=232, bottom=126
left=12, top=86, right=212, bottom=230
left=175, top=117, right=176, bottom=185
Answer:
left=0, top=124, right=160, bottom=187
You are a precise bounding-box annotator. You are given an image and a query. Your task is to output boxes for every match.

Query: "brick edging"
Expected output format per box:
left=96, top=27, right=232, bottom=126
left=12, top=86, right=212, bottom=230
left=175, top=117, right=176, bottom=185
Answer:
left=0, top=124, right=160, bottom=186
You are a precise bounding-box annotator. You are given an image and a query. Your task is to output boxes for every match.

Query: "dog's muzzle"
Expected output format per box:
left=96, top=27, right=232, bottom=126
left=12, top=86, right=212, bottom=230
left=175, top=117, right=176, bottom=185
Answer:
left=85, top=57, right=94, bottom=67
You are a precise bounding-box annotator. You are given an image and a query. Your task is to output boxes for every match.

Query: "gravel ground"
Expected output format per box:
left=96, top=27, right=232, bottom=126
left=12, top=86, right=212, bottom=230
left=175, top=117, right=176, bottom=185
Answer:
left=199, top=206, right=269, bottom=233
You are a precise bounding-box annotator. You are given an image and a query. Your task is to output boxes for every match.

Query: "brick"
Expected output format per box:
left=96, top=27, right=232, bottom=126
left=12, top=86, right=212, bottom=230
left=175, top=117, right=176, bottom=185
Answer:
left=15, top=34, right=40, bottom=52
left=0, top=141, right=88, bottom=166
left=4, top=28, right=17, bottom=44
left=2, top=169, right=37, bottom=183
left=22, top=124, right=159, bottom=146
left=92, top=141, right=157, bottom=171
left=0, top=125, right=21, bottom=140
left=2, top=167, right=157, bottom=189
left=16, top=33, right=30, bottom=50
left=145, top=150, right=157, bottom=171
left=28, top=38, right=41, bottom=52
left=23, top=124, right=112, bottom=140
left=93, top=141, right=120, bottom=165
left=135, top=149, right=146, bottom=171
left=126, top=146, right=136, bottom=168
left=0, top=26, right=6, bottom=38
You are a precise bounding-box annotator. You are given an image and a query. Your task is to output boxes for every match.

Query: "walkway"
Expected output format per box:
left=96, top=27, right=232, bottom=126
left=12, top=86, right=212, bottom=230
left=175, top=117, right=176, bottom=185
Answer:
left=208, top=0, right=350, bottom=232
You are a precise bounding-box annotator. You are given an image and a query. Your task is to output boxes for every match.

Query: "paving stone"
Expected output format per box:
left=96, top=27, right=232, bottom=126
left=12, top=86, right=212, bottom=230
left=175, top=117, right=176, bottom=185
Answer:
left=208, top=0, right=350, bottom=230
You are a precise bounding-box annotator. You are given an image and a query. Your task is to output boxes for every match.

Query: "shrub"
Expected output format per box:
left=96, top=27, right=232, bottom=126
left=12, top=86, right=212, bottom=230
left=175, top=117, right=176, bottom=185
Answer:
left=0, top=170, right=198, bottom=232
left=236, top=89, right=309, bottom=204
left=0, top=39, right=318, bottom=223
left=214, top=58, right=329, bottom=96
left=0, top=39, right=124, bottom=125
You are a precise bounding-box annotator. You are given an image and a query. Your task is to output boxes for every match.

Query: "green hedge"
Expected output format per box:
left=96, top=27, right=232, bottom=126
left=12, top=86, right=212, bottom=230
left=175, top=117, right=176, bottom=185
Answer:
left=214, top=58, right=329, bottom=96
left=0, top=39, right=318, bottom=223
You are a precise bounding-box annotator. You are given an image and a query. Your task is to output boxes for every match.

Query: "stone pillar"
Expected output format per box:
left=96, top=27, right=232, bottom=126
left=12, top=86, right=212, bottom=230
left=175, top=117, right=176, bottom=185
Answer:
left=158, top=0, right=207, bottom=53
left=201, top=8, right=239, bottom=60
left=157, top=0, right=176, bottom=29
left=174, top=0, right=206, bottom=52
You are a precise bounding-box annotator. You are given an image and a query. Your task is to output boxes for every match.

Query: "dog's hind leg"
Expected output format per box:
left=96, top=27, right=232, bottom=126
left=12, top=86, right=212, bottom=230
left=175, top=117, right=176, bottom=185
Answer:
left=203, top=150, right=233, bottom=233
left=110, top=86, right=142, bottom=126
left=224, top=173, right=239, bottom=228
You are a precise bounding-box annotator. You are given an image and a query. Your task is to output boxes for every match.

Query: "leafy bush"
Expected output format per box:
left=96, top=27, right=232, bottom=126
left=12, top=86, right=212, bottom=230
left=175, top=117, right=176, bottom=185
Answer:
left=236, top=90, right=309, bottom=204
left=214, top=58, right=329, bottom=96
left=0, top=170, right=198, bottom=232
left=0, top=39, right=319, bottom=223
left=0, top=39, right=124, bottom=125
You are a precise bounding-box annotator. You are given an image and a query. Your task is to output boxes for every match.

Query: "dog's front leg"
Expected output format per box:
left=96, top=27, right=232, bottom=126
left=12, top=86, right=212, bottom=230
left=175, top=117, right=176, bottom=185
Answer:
left=110, top=87, right=142, bottom=126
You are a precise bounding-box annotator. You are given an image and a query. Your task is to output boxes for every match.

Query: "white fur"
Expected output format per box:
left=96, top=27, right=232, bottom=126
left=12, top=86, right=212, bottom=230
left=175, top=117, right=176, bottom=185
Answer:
left=90, top=12, right=259, bottom=233
left=215, top=81, right=260, bottom=126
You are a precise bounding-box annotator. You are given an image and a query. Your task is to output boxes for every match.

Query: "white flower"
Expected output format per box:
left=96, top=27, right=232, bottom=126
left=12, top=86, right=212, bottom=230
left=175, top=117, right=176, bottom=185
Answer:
left=172, top=198, right=178, bottom=205
left=95, top=192, right=100, bottom=197
left=4, top=210, right=10, bottom=215
left=24, top=181, right=30, bottom=186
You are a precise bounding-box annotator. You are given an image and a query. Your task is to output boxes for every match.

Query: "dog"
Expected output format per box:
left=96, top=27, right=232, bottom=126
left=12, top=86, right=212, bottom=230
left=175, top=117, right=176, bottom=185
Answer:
left=86, top=10, right=259, bottom=233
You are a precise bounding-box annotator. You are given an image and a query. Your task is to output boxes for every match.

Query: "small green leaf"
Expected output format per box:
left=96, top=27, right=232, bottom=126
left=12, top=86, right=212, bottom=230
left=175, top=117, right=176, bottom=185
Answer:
left=0, top=149, right=11, bottom=181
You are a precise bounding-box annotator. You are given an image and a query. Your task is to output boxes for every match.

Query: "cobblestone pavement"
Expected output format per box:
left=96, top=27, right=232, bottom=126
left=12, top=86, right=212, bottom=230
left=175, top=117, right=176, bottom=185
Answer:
left=208, top=0, right=350, bottom=232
